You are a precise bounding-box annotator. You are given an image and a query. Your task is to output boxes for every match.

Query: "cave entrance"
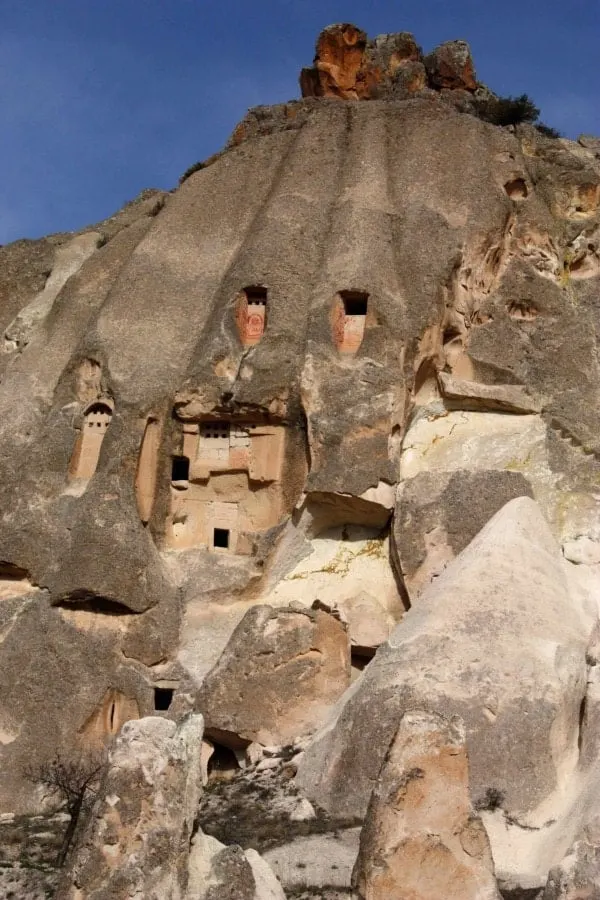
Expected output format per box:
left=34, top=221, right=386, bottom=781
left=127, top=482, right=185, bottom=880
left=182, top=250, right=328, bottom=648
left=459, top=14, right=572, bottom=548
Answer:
left=154, top=687, right=174, bottom=711
left=334, top=290, right=369, bottom=354
left=171, top=455, right=190, bottom=485
left=213, top=528, right=230, bottom=550
left=237, top=286, right=268, bottom=346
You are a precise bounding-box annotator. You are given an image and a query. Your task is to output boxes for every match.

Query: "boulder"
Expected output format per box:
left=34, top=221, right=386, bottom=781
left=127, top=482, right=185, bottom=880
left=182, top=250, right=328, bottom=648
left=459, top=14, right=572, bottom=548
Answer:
left=264, top=829, right=361, bottom=894
left=300, top=23, right=370, bottom=100
left=296, top=499, right=592, bottom=845
left=424, top=40, right=477, bottom=91
left=335, top=592, right=396, bottom=656
left=56, top=715, right=204, bottom=900
left=300, top=23, right=425, bottom=100
left=437, top=372, right=541, bottom=413
left=352, top=711, right=501, bottom=900
left=195, top=604, right=351, bottom=747
left=187, top=831, right=285, bottom=900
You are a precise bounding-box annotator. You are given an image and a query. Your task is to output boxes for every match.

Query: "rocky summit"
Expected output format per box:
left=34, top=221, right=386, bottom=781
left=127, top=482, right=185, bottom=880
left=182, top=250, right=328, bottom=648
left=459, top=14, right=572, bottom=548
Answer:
left=1, top=19, right=600, bottom=900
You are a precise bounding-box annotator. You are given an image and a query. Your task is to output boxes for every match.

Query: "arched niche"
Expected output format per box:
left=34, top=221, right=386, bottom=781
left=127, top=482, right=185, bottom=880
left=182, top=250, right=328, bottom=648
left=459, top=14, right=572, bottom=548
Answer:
left=78, top=688, right=139, bottom=748
left=235, top=286, right=268, bottom=346
left=68, top=399, right=114, bottom=483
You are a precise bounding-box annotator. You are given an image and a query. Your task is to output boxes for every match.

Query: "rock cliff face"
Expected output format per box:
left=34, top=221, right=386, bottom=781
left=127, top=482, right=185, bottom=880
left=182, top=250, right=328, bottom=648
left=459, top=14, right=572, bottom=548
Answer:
left=1, top=19, right=600, bottom=900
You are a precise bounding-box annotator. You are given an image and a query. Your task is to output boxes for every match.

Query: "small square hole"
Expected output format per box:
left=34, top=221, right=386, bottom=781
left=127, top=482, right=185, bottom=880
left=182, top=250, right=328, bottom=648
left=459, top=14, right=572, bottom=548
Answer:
left=213, top=528, right=230, bottom=549
left=171, top=456, right=190, bottom=481
left=343, top=294, right=368, bottom=316
left=154, top=687, right=174, bottom=711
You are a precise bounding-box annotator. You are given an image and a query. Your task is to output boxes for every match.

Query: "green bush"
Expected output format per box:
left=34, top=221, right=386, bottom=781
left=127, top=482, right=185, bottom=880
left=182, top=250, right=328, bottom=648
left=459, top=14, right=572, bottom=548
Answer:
left=536, top=122, right=562, bottom=139
left=474, top=93, right=540, bottom=127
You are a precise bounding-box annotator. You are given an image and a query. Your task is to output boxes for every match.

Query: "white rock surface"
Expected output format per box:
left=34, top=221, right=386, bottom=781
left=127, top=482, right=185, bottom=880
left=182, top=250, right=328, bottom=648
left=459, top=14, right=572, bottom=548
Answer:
left=296, top=498, right=596, bottom=889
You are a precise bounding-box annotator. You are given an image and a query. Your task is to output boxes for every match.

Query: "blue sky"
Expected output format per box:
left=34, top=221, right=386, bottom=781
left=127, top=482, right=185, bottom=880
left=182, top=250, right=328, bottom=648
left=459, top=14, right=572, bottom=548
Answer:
left=1, top=0, right=598, bottom=244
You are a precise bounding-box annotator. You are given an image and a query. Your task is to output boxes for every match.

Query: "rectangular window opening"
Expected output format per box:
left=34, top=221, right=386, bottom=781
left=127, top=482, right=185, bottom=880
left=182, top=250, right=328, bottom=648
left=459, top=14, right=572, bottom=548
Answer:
left=213, top=528, right=230, bottom=549
left=171, top=456, right=190, bottom=482
left=245, top=287, right=267, bottom=306
left=154, top=687, right=174, bottom=711
left=343, top=293, right=368, bottom=317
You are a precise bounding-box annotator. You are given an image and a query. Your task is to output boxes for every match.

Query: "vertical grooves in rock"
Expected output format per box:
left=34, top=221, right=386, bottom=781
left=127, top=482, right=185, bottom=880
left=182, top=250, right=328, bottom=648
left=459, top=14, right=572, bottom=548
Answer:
left=92, top=134, right=298, bottom=406
left=180, top=126, right=307, bottom=388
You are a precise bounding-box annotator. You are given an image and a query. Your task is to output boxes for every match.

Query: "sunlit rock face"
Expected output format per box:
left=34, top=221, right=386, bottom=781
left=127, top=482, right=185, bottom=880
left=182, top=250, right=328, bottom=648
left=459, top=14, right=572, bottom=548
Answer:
left=0, top=22, right=599, bottom=859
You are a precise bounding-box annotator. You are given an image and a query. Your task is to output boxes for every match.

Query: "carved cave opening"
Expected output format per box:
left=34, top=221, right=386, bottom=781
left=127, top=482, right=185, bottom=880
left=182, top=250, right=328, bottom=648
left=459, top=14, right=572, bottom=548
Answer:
left=333, top=290, right=369, bottom=354
left=207, top=743, right=240, bottom=782
left=236, top=286, right=268, bottom=347
left=213, top=528, right=230, bottom=550
left=504, top=178, right=528, bottom=201
left=154, top=687, right=174, bottom=711
left=165, top=416, right=290, bottom=555
left=171, top=455, right=190, bottom=484
left=68, top=400, right=113, bottom=483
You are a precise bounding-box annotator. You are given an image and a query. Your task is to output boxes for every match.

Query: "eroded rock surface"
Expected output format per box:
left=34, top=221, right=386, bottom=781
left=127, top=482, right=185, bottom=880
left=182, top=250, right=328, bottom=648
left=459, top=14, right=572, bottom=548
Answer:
left=1, top=16, right=600, bottom=898
left=57, top=715, right=204, bottom=900
left=187, top=831, right=285, bottom=900
left=297, top=498, right=595, bottom=886
left=196, top=604, right=351, bottom=747
left=353, top=711, right=501, bottom=900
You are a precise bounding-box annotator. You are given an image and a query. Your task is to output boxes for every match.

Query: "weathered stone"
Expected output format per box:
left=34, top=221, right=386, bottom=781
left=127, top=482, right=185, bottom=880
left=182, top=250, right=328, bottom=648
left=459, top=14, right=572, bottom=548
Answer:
left=264, top=829, right=361, bottom=893
left=543, top=839, right=600, bottom=899
left=1, top=19, right=600, bottom=893
left=296, top=500, right=593, bottom=877
left=352, top=711, right=501, bottom=900
left=56, top=715, right=204, bottom=900
left=438, top=372, right=541, bottom=413
left=187, top=831, right=286, bottom=900
left=424, top=40, right=477, bottom=91
left=195, top=605, right=351, bottom=747
left=300, top=24, right=370, bottom=100
left=299, top=24, right=431, bottom=102
left=393, top=469, right=534, bottom=599
left=336, top=592, right=396, bottom=656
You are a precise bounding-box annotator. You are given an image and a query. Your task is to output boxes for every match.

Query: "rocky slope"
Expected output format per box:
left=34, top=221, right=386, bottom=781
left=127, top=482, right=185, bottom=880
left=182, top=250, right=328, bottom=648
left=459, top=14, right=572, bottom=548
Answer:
left=1, top=20, right=600, bottom=899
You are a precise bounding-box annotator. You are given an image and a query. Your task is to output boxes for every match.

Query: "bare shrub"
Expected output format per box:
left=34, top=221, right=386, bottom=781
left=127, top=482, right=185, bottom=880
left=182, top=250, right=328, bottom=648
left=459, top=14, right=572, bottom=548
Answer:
left=24, top=749, right=107, bottom=866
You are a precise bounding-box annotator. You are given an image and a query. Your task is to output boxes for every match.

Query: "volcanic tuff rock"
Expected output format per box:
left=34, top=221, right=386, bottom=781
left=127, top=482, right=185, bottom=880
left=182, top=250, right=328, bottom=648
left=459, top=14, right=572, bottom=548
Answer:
left=352, top=711, right=501, bottom=900
left=56, top=715, right=204, bottom=899
left=1, top=15, right=600, bottom=900
left=296, top=498, right=597, bottom=889
left=195, top=604, right=351, bottom=747
left=299, top=23, right=477, bottom=101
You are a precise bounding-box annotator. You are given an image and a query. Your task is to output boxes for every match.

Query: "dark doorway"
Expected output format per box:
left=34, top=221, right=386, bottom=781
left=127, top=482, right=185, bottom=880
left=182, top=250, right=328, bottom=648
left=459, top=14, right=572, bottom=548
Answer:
left=154, top=687, right=174, bottom=711
left=342, top=292, right=368, bottom=316
left=171, top=456, right=190, bottom=482
left=213, top=528, right=230, bottom=549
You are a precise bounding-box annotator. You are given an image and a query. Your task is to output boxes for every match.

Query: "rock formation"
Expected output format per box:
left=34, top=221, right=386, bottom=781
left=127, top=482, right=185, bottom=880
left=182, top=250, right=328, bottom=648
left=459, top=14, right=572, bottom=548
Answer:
left=56, top=716, right=204, bottom=899
left=195, top=604, right=351, bottom=748
left=1, top=16, right=600, bottom=900
left=352, top=711, right=501, bottom=900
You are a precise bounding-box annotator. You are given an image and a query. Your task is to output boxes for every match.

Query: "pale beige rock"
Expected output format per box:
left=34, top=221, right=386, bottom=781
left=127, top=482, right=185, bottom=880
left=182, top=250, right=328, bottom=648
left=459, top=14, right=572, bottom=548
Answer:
left=57, top=715, right=204, bottom=900
left=297, top=499, right=594, bottom=884
left=438, top=371, right=541, bottom=413
left=337, top=591, right=396, bottom=655
left=196, top=604, right=351, bottom=747
left=543, top=838, right=600, bottom=899
left=200, top=739, right=214, bottom=786
left=353, top=711, right=501, bottom=900
left=263, top=829, right=361, bottom=893
left=186, top=831, right=285, bottom=900
left=3, top=232, right=101, bottom=353
left=393, top=468, right=534, bottom=601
